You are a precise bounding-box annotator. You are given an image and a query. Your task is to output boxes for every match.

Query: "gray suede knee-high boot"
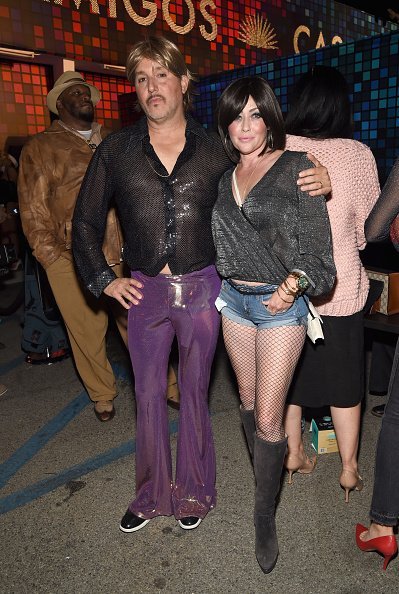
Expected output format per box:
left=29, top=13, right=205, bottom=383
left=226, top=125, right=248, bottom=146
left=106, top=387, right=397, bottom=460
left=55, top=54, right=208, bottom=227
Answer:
left=253, top=434, right=287, bottom=574
left=240, top=407, right=256, bottom=459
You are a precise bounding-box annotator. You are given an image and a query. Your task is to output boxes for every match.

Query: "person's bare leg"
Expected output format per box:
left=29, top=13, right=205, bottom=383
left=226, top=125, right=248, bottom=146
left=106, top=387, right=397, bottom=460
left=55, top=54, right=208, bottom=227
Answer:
left=284, top=404, right=304, bottom=456
left=330, top=403, right=361, bottom=473
left=284, top=403, right=316, bottom=483
left=332, top=403, right=363, bottom=501
left=360, top=523, right=394, bottom=541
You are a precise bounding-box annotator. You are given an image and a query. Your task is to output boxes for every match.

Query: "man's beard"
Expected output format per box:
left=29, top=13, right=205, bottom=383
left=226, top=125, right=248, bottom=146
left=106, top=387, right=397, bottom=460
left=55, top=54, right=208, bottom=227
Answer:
left=68, top=103, right=94, bottom=123
left=77, top=107, right=94, bottom=123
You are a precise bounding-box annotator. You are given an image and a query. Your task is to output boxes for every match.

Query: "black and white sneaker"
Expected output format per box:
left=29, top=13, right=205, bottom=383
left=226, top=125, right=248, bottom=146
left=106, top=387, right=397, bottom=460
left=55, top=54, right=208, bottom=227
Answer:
left=119, top=509, right=150, bottom=533
left=178, top=516, right=202, bottom=530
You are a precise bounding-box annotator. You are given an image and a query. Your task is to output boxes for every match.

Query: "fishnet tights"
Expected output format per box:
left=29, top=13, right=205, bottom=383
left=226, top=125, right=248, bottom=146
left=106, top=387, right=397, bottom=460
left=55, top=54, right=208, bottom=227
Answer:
left=222, top=316, right=306, bottom=442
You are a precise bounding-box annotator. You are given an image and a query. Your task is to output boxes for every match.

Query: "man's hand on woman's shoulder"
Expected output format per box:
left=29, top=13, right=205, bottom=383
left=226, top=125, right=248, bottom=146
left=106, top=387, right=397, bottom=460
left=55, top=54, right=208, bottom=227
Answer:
left=297, top=153, right=332, bottom=197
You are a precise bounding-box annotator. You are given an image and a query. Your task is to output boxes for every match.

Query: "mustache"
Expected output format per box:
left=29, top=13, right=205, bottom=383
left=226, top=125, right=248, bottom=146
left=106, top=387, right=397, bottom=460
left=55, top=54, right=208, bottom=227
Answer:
left=147, top=94, right=164, bottom=105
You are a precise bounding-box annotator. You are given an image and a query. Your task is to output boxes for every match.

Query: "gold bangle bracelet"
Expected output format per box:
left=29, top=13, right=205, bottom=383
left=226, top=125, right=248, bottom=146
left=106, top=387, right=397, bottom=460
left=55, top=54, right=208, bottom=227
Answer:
left=277, top=287, right=294, bottom=303
left=281, top=281, right=297, bottom=296
left=284, top=278, right=297, bottom=293
left=282, top=280, right=298, bottom=297
left=285, top=280, right=303, bottom=296
left=280, top=284, right=292, bottom=295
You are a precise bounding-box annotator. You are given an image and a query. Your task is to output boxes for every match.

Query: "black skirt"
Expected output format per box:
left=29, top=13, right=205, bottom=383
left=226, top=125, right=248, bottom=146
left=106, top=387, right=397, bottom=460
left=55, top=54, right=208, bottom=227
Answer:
left=286, top=310, right=364, bottom=408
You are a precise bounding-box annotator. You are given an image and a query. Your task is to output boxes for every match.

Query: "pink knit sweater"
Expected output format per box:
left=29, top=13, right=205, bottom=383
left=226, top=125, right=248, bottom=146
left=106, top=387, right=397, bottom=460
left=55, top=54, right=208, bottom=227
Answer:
left=286, top=135, right=380, bottom=316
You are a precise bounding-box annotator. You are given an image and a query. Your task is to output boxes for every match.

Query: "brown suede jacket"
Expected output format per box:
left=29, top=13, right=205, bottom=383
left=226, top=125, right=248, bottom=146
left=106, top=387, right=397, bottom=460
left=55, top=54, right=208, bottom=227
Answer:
left=18, top=120, right=122, bottom=270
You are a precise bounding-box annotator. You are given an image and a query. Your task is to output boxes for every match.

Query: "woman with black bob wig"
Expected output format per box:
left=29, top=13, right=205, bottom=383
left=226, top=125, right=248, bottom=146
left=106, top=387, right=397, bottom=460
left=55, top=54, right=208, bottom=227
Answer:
left=284, top=67, right=380, bottom=504
left=212, top=76, right=336, bottom=573
left=285, top=64, right=353, bottom=140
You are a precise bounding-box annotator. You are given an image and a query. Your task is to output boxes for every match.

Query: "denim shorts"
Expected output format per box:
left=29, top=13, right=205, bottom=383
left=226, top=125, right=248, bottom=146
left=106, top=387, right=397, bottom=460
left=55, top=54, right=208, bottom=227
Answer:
left=215, top=279, right=308, bottom=329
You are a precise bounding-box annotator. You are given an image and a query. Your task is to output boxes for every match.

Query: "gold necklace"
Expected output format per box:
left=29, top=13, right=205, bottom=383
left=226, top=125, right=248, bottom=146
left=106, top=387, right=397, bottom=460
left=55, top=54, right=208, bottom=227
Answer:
left=237, top=155, right=264, bottom=202
left=144, top=153, right=171, bottom=178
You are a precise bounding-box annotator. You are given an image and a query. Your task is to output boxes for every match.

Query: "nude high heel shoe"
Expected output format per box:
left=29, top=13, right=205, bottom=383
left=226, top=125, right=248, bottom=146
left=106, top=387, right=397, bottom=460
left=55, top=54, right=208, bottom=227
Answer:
left=356, top=524, right=398, bottom=570
left=285, top=453, right=317, bottom=485
left=339, top=469, right=363, bottom=503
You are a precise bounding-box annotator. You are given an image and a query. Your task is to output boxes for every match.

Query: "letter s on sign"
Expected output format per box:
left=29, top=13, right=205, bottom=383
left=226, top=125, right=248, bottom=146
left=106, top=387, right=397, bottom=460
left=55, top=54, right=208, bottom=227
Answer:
left=199, top=0, right=217, bottom=41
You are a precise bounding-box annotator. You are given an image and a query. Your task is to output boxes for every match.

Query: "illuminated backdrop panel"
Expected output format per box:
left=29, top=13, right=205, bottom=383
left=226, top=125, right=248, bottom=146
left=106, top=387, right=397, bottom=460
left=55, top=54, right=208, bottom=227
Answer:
left=0, top=62, right=51, bottom=146
left=79, top=71, right=135, bottom=129
left=194, top=30, right=399, bottom=182
left=0, top=66, right=135, bottom=152
left=0, top=1, right=396, bottom=76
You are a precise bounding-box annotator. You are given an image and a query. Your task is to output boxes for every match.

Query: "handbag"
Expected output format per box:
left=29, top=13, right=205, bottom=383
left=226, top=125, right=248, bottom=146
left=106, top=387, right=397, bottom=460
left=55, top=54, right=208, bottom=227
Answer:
left=365, top=268, right=399, bottom=315
left=303, top=298, right=324, bottom=343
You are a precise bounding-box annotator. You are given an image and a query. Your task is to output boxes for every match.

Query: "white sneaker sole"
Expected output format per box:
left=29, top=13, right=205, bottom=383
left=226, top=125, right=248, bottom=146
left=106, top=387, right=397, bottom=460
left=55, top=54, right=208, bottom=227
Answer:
left=119, top=518, right=150, bottom=533
left=178, top=518, right=202, bottom=530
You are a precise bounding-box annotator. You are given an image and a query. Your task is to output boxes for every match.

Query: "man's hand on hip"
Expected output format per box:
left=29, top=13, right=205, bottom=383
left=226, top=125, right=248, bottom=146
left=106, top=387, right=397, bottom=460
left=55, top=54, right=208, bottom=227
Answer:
left=104, top=277, right=143, bottom=309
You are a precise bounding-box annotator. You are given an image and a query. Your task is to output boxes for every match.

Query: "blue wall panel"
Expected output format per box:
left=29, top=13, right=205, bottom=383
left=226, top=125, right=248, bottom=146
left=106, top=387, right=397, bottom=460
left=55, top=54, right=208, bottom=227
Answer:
left=194, top=31, right=399, bottom=182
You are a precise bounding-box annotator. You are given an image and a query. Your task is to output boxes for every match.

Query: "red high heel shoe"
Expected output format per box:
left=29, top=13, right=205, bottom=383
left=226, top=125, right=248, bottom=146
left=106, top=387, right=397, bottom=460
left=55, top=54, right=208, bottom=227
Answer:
left=356, top=524, right=398, bottom=570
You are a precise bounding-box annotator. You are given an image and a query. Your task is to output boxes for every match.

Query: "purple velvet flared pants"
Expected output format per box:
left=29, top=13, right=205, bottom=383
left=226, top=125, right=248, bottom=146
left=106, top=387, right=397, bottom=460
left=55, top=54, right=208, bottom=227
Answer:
left=127, top=265, right=221, bottom=520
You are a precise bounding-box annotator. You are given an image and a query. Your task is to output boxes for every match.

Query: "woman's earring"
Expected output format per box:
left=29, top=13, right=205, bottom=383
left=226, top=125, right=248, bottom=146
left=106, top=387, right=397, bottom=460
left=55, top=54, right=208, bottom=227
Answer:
left=267, top=129, right=274, bottom=149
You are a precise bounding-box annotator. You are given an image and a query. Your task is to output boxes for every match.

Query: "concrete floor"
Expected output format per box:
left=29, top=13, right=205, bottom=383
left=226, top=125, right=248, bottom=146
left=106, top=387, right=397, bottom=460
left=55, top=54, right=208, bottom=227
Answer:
left=0, top=302, right=397, bottom=594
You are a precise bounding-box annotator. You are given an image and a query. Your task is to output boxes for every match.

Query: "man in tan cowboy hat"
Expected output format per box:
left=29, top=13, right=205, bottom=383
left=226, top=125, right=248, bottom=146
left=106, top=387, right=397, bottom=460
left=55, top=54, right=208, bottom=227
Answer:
left=18, top=71, right=125, bottom=421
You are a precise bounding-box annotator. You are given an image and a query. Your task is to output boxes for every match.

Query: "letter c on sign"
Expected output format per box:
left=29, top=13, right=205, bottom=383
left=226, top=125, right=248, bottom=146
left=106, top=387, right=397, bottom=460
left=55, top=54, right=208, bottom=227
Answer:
left=293, top=25, right=310, bottom=54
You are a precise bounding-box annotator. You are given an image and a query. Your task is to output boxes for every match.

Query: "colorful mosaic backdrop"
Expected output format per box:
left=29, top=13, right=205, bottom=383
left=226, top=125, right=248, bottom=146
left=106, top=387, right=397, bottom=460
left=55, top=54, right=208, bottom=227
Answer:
left=0, top=65, right=134, bottom=152
left=0, top=1, right=397, bottom=76
left=79, top=71, right=135, bottom=128
left=0, top=61, right=51, bottom=154
left=194, top=30, right=399, bottom=183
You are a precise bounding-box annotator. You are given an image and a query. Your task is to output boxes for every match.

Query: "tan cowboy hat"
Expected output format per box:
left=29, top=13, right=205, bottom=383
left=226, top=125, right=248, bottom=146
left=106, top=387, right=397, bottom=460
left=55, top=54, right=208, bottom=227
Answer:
left=46, top=71, right=101, bottom=115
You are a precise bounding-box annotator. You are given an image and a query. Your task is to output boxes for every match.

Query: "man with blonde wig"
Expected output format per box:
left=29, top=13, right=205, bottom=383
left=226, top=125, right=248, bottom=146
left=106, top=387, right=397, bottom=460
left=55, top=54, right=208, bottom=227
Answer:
left=73, top=37, right=331, bottom=532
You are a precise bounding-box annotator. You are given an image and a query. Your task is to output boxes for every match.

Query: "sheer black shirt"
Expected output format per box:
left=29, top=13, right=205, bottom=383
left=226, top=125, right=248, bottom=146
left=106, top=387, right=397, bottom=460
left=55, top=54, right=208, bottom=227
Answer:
left=72, top=115, right=231, bottom=297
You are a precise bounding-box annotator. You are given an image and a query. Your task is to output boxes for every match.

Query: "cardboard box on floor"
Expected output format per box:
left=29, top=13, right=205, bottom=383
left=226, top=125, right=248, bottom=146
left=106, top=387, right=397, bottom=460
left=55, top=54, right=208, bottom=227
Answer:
left=311, top=416, right=338, bottom=454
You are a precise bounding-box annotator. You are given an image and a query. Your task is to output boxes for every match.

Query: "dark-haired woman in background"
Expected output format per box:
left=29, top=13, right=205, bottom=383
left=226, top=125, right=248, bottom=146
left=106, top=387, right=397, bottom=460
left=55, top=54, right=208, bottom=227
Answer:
left=212, top=76, right=336, bottom=573
left=284, top=66, right=380, bottom=500
left=355, top=158, right=399, bottom=570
